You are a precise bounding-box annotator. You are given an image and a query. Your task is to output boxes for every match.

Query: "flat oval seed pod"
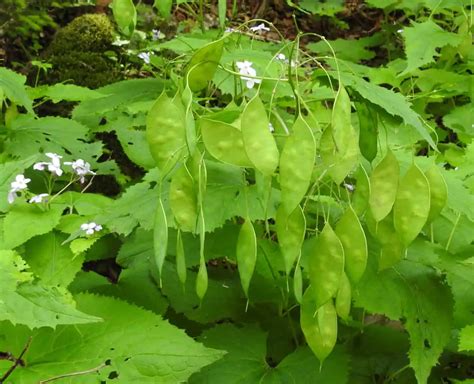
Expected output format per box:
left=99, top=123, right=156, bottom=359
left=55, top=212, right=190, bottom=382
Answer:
left=293, top=260, right=303, bottom=304
left=393, top=163, right=431, bottom=246
left=335, top=206, right=368, bottom=284
left=200, top=118, right=253, bottom=167
left=332, top=86, right=352, bottom=153
left=236, top=219, right=257, bottom=298
left=146, top=92, right=187, bottom=173
left=241, top=96, right=279, bottom=176
left=300, top=286, right=338, bottom=366
left=112, top=0, right=136, bottom=36
left=320, top=124, right=359, bottom=185
left=368, top=150, right=399, bottom=222
left=187, top=39, right=224, bottom=92
left=196, top=210, right=207, bottom=300
left=356, top=101, right=378, bottom=163
left=335, top=272, right=351, bottom=321
left=176, top=229, right=187, bottom=286
left=366, top=211, right=406, bottom=270
left=169, top=165, right=198, bottom=232
left=279, top=115, right=316, bottom=214
left=196, top=258, right=208, bottom=301
left=181, top=83, right=196, bottom=155
left=308, top=224, right=344, bottom=309
left=153, top=197, right=168, bottom=286
left=425, top=165, right=448, bottom=223
left=352, top=166, right=371, bottom=216
left=276, top=205, right=306, bottom=276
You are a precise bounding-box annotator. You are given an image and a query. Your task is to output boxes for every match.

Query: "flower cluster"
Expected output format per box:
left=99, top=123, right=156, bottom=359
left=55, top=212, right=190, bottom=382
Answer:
left=7, top=153, right=96, bottom=205
left=64, top=159, right=96, bottom=184
left=236, top=61, right=261, bottom=89
left=81, top=222, right=102, bottom=235
left=33, top=153, right=95, bottom=183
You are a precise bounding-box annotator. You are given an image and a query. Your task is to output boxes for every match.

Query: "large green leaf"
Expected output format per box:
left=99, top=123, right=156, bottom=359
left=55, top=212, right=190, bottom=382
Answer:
left=0, top=294, right=225, bottom=383
left=339, top=72, right=436, bottom=148
left=189, top=324, right=349, bottom=383
left=2, top=204, right=64, bottom=250
left=0, top=250, right=100, bottom=329
left=6, top=116, right=102, bottom=161
left=401, top=20, right=463, bottom=75
left=355, top=251, right=453, bottom=384
left=0, top=155, right=37, bottom=213
left=0, top=67, right=33, bottom=114
left=459, top=325, right=474, bottom=351
left=24, top=232, right=83, bottom=287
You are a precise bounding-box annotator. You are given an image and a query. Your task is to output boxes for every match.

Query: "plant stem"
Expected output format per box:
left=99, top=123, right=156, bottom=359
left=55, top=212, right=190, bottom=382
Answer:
left=0, top=337, right=32, bottom=383
left=39, top=363, right=107, bottom=383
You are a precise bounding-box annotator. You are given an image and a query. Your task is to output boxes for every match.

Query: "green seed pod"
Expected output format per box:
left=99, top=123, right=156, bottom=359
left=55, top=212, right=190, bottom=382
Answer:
left=279, top=115, right=316, bottom=214
left=335, top=206, right=367, bottom=283
left=146, top=92, right=187, bottom=174
left=196, top=258, right=208, bottom=301
left=276, top=205, right=306, bottom=276
left=425, top=165, right=448, bottom=223
left=176, top=229, right=187, bottom=286
left=241, top=96, right=279, bottom=176
left=236, top=219, right=257, bottom=298
left=393, top=163, right=430, bottom=246
left=352, top=165, right=371, bottom=216
left=153, top=197, right=168, bottom=286
left=335, top=272, right=351, bottom=321
left=187, top=39, right=224, bottom=92
left=308, top=224, right=344, bottom=308
left=300, top=286, right=338, bottom=365
left=293, top=260, right=303, bottom=304
left=200, top=118, right=253, bottom=167
left=368, top=150, right=399, bottom=222
left=169, top=165, right=198, bottom=233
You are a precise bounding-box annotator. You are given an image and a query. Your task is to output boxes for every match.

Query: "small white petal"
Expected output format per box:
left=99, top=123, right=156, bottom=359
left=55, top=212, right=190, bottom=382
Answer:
left=7, top=191, right=17, bottom=204
left=33, top=162, right=47, bottom=171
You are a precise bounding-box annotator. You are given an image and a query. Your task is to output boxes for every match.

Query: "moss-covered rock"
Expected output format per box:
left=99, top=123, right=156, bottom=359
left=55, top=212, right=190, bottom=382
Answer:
left=46, top=13, right=120, bottom=88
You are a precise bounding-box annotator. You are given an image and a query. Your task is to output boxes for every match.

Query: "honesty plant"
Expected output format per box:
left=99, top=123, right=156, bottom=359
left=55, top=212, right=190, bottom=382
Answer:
left=0, top=1, right=472, bottom=382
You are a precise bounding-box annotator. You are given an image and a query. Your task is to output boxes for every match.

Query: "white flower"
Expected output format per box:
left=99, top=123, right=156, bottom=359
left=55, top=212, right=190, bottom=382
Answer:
left=29, top=193, right=49, bottom=203
left=343, top=183, right=355, bottom=192
left=276, top=53, right=286, bottom=61
left=250, top=23, right=270, bottom=33
left=80, top=222, right=103, bottom=236
left=138, top=52, right=151, bottom=64
left=236, top=60, right=261, bottom=89
left=7, top=174, right=31, bottom=204
left=64, top=159, right=95, bottom=183
left=397, top=29, right=403, bottom=33
left=268, top=123, right=275, bottom=133
left=152, top=29, right=162, bottom=41
left=225, top=27, right=236, bottom=33
left=11, top=174, right=31, bottom=191
left=33, top=153, right=63, bottom=176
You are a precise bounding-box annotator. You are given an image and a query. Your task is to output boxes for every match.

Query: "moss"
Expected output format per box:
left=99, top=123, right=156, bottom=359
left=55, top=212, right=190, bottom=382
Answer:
left=45, top=13, right=120, bottom=88
left=49, top=13, right=114, bottom=53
